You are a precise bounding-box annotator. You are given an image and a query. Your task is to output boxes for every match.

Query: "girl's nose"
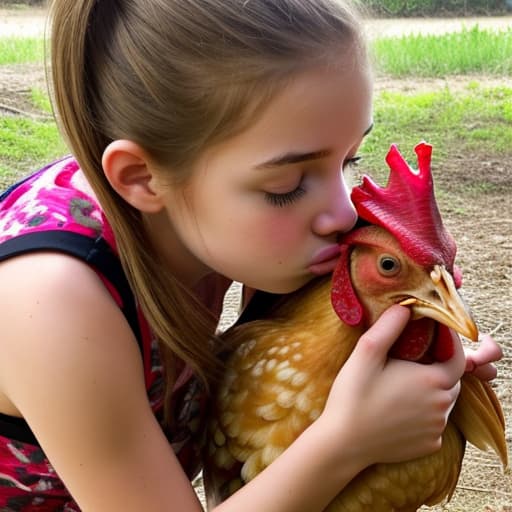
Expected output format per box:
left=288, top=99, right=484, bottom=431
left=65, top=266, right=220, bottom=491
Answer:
left=312, top=172, right=358, bottom=236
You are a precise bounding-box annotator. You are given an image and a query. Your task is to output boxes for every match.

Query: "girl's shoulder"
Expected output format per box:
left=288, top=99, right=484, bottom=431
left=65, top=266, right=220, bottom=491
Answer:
left=0, top=157, right=139, bottom=343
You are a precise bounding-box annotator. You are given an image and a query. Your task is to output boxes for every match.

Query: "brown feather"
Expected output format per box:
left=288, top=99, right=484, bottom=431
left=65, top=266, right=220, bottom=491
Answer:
left=451, top=373, right=508, bottom=468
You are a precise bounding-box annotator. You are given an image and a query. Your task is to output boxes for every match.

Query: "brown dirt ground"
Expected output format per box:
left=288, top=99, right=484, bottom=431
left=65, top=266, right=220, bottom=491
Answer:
left=1, top=55, right=511, bottom=512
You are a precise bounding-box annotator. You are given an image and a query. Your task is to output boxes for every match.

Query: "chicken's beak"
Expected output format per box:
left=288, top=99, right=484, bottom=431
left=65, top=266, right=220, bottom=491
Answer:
left=399, top=265, right=478, bottom=341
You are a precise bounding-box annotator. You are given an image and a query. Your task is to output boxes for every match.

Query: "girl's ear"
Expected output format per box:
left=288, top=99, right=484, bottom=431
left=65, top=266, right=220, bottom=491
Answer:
left=102, top=140, right=166, bottom=213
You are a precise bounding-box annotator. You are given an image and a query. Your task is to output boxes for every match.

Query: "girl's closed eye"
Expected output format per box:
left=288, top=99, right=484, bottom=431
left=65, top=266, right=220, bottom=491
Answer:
left=263, top=156, right=362, bottom=208
left=264, top=182, right=306, bottom=208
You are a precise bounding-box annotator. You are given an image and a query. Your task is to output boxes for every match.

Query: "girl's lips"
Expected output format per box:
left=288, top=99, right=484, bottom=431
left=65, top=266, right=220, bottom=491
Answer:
left=308, top=245, right=341, bottom=275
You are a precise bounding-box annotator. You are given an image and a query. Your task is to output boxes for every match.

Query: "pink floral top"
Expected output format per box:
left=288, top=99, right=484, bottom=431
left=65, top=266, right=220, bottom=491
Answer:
left=0, top=157, right=207, bottom=511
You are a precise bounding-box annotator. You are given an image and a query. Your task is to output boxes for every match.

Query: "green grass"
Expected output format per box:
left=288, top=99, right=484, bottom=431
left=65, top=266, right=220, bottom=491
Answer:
left=30, top=86, right=52, bottom=113
left=372, top=26, right=512, bottom=77
left=358, top=83, right=512, bottom=183
left=0, top=116, right=66, bottom=186
left=0, top=36, right=46, bottom=65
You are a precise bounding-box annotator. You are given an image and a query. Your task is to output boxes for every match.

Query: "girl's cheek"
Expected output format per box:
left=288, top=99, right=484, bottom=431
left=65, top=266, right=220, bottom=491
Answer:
left=258, top=213, right=303, bottom=251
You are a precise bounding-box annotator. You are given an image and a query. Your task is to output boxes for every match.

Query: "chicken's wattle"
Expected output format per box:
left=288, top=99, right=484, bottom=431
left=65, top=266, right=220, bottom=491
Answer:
left=389, top=319, right=455, bottom=362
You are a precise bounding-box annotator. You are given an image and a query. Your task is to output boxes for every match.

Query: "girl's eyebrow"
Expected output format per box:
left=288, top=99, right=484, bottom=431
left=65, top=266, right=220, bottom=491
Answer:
left=254, top=123, right=374, bottom=170
left=255, top=149, right=331, bottom=170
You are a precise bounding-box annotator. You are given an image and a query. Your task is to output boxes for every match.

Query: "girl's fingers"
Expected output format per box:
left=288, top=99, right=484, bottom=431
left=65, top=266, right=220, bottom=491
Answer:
left=446, top=380, right=462, bottom=417
left=428, top=331, right=466, bottom=390
left=466, top=333, right=503, bottom=366
left=468, top=362, right=498, bottom=381
left=351, top=305, right=411, bottom=369
left=465, top=334, right=503, bottom=380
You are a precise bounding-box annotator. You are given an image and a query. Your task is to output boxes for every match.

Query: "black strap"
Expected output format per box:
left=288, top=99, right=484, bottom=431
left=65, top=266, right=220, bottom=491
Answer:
left=0, top=412, right=39, bottom=445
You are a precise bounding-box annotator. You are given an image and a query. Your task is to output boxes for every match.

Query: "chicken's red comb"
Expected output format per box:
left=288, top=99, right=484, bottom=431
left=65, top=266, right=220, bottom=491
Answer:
left=352, top=142, right=456, bottom=271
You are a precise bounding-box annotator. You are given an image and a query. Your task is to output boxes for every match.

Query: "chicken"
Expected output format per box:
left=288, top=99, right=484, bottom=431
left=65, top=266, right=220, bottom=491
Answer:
left=204, top=142, right=508, bottom=511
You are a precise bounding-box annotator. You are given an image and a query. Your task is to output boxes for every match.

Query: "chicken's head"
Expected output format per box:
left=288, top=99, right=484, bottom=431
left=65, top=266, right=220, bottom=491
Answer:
left=331, top=142, right=478, bottom=362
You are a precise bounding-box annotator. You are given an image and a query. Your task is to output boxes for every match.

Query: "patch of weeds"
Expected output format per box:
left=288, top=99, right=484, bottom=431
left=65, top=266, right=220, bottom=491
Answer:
left=0, top=117, right=65, bottom=180
left=0, top=37, right=45, bottom=65
left=464, top=181, right=502, bottom=195
left=372, top=26, right=512, bottom=77
left=30, top=87, right=52, bottom=113
left=359, top=84, right=512, bottom=185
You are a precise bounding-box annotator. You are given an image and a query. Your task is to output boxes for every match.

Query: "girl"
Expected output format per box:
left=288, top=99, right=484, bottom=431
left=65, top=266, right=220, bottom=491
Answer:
left=0, top=0, right=502, bottom=510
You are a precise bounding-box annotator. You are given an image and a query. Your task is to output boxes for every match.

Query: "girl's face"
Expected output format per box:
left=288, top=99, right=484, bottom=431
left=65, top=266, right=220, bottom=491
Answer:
left=155, top=62, right=373, bottom=293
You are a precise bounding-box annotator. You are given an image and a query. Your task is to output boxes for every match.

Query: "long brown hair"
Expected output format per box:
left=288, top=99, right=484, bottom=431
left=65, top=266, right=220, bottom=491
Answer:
left=48, top=0, right=367, bottom=420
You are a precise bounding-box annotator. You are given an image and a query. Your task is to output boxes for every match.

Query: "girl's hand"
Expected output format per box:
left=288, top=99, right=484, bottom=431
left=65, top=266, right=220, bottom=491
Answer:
left=464, top=333, right=503, bottom=381
left=321, top=305, right=466, bottom=467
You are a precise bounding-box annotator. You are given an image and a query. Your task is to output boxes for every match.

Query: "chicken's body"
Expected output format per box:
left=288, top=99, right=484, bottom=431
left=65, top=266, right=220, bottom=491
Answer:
left=204, top=144, right=508, bottom=511
left=205, top=260, right=505, bottom=511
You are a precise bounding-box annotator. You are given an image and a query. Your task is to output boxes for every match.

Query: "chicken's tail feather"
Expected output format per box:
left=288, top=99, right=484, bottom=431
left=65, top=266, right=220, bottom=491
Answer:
left=451, top=373, right=508, bottom=469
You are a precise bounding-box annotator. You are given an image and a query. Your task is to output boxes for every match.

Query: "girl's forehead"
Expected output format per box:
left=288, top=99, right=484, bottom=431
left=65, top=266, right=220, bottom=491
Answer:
left=205, top=64, right=373, bottom=165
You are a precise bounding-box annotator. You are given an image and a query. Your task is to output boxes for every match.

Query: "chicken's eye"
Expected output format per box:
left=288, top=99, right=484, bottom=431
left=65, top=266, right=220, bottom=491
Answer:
left=378, top=255, right=401, bottom=276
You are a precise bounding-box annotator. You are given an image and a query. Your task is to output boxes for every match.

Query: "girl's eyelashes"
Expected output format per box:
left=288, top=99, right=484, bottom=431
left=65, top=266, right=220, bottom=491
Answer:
left=343, top=155, right=362, bottom=170
left=264, top=185, right=306, bottom=208
left=263, top=156, right=361, bottom=208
